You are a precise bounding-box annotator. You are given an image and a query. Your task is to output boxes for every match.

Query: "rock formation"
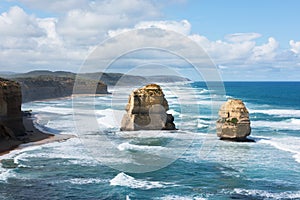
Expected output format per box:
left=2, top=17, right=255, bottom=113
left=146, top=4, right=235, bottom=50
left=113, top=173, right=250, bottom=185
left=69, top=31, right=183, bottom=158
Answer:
left=15, top=76, right=108, bottom=102
left=121, top=84, right=176, bottom=131
left=0, top=78, right=25, bottom=138
left=216, top=99, right=252, bottom=141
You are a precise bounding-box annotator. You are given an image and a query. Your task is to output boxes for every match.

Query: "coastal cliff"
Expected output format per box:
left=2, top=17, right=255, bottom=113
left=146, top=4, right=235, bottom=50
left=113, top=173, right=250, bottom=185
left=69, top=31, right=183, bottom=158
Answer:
left=121, top=84, right=176, bottom=131
left=0, top=78, right=57, bottom=153
left=0, top=78, right=25, bottom=138
left=15, top=76, right=108, bottom=102
left=216, top=99, right=252, bottom=141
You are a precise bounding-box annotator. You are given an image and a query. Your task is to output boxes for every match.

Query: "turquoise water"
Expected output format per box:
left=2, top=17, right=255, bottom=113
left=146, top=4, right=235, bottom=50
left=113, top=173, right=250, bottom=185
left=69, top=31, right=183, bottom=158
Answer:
left=0, top=82, right=300, bottom=199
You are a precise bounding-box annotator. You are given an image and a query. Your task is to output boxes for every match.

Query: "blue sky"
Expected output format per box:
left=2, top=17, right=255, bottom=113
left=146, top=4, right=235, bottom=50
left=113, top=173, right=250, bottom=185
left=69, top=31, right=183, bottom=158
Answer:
left=0, top=0, right=299, bottom=81
left=163, top=0, right=300, bottom=47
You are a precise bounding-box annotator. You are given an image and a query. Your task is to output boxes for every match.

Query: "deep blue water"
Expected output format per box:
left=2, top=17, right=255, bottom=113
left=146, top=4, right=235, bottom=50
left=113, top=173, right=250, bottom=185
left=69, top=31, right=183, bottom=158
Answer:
left=0, top=82, right=299, bottom=200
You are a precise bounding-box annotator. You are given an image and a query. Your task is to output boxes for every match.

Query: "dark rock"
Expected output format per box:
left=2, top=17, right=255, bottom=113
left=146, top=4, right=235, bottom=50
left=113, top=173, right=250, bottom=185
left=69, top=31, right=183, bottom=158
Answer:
left=0, top=78, right=25, bottom=137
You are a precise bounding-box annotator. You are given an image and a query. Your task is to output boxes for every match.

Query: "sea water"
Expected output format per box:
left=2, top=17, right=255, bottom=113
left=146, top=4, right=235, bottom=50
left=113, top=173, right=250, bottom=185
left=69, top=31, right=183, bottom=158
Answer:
left=0, top=82, right=299, bottom=199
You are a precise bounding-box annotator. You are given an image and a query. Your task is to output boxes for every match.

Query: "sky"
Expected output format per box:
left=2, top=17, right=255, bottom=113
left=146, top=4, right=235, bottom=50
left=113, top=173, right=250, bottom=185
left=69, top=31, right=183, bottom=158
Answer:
left=0, top=0, right=300, bottom=81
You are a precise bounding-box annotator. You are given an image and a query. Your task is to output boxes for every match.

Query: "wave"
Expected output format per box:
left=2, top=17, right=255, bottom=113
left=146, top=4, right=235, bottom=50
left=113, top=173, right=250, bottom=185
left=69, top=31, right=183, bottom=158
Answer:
left=110, top=172, right=173, bottom=190
left=34, top=106, right=74, bottom=115
left=0, top=169, right=17, bottom=183
left=232, top=188, right=300, bottom=199
left=252, top=118, right=300, bottom=131
left=118, top=142, right=168, bottom=155
left=250, top=109, right=300, bottom=117
left=116, top=130, right=204, bottom=141
left=66, top=178, right=107, bottom=185
left=156, top=195, right=206, bottom=200
left=258, top=137, right=300, bottom=163
left=167, top=109, right=181, bottom=116
left=157, top=195, right=207, bottom=200
left=95, top=109, right=125, bottom=129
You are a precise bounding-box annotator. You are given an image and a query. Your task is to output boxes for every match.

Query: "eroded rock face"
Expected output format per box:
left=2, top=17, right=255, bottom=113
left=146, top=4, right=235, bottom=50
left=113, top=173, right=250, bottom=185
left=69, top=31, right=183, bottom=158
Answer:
left=16, top=76, right=109, bottom=102
left=0, top=78, right=25, bottom=138
left=216, top=99, right=251, bottom=141
left=121, top=84, right=176, bottom=131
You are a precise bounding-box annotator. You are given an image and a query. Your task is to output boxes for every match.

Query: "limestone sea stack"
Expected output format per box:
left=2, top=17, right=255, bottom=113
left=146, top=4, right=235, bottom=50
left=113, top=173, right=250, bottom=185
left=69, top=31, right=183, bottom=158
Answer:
left=216, top=99, right=252, bottom=142
left=121, top=84, right=176, bottom=131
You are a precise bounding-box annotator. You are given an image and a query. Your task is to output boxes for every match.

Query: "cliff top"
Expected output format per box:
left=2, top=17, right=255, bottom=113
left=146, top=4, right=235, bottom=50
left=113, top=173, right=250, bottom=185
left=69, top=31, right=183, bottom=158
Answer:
left=0, top=78, right=19, bottom=88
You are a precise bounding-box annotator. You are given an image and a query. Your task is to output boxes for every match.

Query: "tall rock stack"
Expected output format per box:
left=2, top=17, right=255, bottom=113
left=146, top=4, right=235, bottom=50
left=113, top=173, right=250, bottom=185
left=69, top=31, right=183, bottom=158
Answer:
left=216, top=99, right=252, bottom=141
left=0, top=78, right=25, bottom=138
left=121, top=84, right=176, bottom=131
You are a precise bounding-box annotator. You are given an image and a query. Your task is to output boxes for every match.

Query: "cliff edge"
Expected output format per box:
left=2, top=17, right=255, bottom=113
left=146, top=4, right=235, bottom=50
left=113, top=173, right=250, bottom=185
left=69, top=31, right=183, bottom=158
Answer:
left=15, top=76, right=108, bottom=102
left=0, top=78, right=25, bottom=138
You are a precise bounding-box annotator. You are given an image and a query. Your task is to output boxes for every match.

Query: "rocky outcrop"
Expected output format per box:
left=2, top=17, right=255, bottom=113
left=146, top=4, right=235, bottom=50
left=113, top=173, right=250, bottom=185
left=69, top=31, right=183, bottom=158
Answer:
left=14, top=76, right=109, bottom=102
left=216, top=99, right=252, bottom=142
left=121, top=84, right=176, bottom=131
left=0, top=78, right=25, bottom=138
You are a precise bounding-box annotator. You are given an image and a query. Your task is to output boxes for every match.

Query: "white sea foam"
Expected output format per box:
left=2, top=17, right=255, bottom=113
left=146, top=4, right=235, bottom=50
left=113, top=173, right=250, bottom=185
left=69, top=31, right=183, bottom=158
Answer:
left=157, top=195, right=206, bottom=200
left=250, top=109, right=300, bottom=117
left=167, top=109, right=181, bottom=116
left=118, top=143, right=168, bottom=155
left=0, top=169, right=17, bottom=182
left=34, top=106, right=74, bottom=115
left=233, top=188, right=300, bottom=199
left=110, top=172, right=172, bottom=190
left=67, top=178, right=107, bottom=185
left=252, top=118, right=300, bottom=130
left=96, top=109, right=125, bottom=129
left=259, top=137, right=300, bottom=164
left=197, top=119, right=210, bottom=129
left=116, top=130, right=203, bottom=141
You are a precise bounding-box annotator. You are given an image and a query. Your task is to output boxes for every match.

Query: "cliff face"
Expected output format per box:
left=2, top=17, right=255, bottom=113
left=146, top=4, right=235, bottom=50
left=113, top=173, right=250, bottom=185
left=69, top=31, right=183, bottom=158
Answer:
left=121, top=84, right=176, bottom=131
left=0, top=78, right=25, bottom=139
left=216, top=99, right=251, bottom=141
left=15, top=76, right=109, bottom=102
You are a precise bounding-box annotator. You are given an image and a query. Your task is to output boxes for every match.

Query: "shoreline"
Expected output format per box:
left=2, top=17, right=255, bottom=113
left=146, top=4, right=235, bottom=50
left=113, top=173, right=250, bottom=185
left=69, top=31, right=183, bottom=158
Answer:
left=0, top=115, right=75, bottom=157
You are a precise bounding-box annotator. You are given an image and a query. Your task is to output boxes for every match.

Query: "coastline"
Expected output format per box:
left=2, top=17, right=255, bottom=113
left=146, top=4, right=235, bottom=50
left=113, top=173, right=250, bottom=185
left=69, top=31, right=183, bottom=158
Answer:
left=0, top=115, right=75, bottom=156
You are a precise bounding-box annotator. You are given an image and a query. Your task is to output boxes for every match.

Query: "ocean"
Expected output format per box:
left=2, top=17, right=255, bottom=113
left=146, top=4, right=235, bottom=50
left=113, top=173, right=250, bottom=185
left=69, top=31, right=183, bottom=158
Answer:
left=0, top=82, right=300, bottom=200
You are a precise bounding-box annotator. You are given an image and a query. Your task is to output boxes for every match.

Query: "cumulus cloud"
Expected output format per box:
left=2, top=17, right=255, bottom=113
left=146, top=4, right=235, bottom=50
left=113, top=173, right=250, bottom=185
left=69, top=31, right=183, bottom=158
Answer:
left=190, top=34, right=256, bottom=63
left=135, top=20, right=191, bottom=35
left=55, top=0, right=163, bottom=46
left=7, top=0, right=90, bottom=13
left=290, top=40, right=300, bottom=54
left=225, top=33, right=262, bottom=43
left=251, top=37, right=279, bottom=62
left=108, top=20, right=191, bottom=37
left=0, top=1, right=300, bottom=80
left=0, top=6, right=45, bottom=37
left=0, top=0, right=164, bottom=71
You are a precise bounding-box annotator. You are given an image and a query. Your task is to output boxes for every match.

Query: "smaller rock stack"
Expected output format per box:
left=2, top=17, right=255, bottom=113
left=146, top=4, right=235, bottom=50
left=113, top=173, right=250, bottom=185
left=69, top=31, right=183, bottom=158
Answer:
left=216, top=99, right=252, bottom=141
left=121, top=84, right=176, bottom=131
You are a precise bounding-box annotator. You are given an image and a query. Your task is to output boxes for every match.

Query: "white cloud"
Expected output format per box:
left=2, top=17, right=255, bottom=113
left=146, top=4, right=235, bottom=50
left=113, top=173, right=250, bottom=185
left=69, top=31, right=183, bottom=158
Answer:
left=8, top=0, right=90, bottom=13
left=290, top=40, right=300, bottom=54
left=135, top=20, right=191, bottom=35
left=108, top=20, right=191, bottom=37
left=189, top=34, right=256, bottom=63
left=225, top=33, right=262, bottom=43
left=251, top=37, right=279, bottom=62
left=0, top=2, right=300, bottom=80
left=0, top=6, right=45, bottom=37
left=55, top=0, right=163, bottom=46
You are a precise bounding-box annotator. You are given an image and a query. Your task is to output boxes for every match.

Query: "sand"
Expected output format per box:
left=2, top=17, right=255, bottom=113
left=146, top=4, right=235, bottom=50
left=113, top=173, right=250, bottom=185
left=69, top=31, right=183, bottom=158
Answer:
left=0, top=116, right=75, bottom=156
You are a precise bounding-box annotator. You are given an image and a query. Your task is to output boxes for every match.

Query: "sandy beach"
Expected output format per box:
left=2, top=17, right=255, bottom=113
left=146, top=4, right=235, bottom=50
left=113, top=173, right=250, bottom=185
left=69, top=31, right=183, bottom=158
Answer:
left=0, top=115, right=74, bottom=156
